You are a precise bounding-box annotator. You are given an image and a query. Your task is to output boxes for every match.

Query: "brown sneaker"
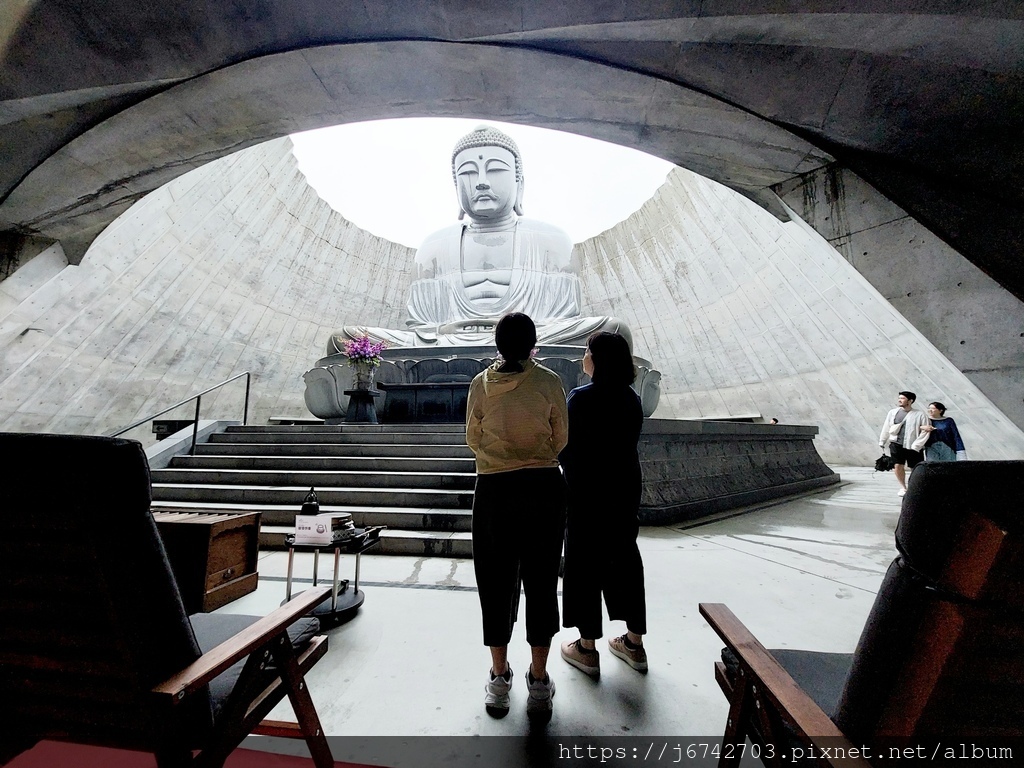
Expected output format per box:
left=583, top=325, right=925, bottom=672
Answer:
left=608, top=635, right=648, bottom=672
left=560, top=638, right=600, bottom=677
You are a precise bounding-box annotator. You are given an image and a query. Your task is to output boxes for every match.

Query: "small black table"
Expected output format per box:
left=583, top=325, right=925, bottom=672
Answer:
left=282, top=530, right=382, bottom=625
left=344, top=388, right=381, bottom=423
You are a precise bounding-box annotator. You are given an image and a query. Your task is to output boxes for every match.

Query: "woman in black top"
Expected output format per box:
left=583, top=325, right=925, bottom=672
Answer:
left=559, top=331, right=649, bottom=676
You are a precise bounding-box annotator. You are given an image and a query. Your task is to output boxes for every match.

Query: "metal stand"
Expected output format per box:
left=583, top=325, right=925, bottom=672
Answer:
left=282, top=534, right=380, bottom=625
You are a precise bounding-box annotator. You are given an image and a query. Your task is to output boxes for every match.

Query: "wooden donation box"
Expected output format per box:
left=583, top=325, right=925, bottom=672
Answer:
left=153, top=511, right=261, bottom=613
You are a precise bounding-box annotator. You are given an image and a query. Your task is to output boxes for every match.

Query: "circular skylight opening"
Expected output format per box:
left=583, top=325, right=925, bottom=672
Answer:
left=291, top=118, right=674, bottom=248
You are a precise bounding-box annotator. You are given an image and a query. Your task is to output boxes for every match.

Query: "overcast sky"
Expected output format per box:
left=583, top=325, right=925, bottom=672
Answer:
left=290, top=118, right=674, bottom=248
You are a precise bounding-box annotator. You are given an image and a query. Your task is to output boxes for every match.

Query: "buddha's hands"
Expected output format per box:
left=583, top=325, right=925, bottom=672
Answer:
left=437, top=319, right=500, bottom=334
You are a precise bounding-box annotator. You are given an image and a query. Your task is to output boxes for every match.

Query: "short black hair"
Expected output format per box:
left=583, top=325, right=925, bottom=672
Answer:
left=929, top=401, right=947, bottom=415
left=899, top=390, right=917, bottom=403
left=587, top=331, right=635, bottom=386
left=495, top=312, right=537, bottom=363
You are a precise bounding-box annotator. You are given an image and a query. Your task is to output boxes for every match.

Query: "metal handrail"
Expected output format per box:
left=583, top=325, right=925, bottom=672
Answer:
left=109, top=371, right=251, bottom=455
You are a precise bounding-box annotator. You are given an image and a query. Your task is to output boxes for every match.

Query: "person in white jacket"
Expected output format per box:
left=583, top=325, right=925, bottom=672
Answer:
left=878, top=390, right=930, bottom=497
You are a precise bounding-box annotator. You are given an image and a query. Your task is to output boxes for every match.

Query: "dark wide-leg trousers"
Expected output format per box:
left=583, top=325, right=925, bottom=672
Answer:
left=472, top=467, right=567, bottom=648
left=561, top=499, right=647, bottom=639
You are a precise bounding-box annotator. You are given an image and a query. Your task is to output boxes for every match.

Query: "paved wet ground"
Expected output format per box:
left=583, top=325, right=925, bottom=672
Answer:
left=227, top=465, right=902, bottom=764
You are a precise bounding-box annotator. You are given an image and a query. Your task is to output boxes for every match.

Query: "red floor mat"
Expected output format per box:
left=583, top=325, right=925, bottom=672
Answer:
left=6, top=741, right=382, bottom=768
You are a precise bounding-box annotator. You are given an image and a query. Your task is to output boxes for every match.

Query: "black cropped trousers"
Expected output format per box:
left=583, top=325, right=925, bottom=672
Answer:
left=472, top=467, right=567, bottom=648
left=561, top=499, right=647, bottom=639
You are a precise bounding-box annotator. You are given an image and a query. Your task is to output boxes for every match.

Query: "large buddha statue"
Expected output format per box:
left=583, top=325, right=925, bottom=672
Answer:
left=327, top=125, right=631, bottom=352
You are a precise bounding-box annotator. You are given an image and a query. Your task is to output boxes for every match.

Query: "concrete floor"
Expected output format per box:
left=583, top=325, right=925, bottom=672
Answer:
left=229, top=466, right=901, bottom=766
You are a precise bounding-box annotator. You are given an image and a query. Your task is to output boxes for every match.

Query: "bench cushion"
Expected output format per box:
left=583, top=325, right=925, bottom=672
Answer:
left=190, top=613, right=321, bottom=721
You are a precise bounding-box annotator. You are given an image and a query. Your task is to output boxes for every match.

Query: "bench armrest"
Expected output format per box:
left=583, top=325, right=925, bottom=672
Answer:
left=700, top=603, right=871, bottom=767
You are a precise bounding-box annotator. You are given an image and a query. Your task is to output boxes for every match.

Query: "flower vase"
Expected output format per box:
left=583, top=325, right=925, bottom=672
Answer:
left=352, top=361, right=375, bottom=390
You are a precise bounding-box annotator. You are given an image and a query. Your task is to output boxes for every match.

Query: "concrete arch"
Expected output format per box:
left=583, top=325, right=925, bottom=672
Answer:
left=0, top=40, right=829, bottom=259
left=2, top=3, right=1022, bottom=293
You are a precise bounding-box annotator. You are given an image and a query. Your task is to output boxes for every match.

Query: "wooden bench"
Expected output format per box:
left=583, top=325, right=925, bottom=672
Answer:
left=702, top=460, right=1024, bottom=766
left=0, top=433, right=336, bottom=768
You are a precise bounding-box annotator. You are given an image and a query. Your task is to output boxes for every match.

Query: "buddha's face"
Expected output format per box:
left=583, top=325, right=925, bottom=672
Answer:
left=454, top=145, right=518, bottom=221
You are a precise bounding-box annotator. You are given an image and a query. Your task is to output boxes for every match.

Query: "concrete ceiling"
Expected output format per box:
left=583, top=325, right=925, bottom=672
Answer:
left=1, top=2, right=1022, bottom=298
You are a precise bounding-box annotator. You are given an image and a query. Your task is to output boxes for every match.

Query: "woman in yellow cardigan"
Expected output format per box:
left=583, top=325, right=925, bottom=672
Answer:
left=466, top=312, right=568, bottom=723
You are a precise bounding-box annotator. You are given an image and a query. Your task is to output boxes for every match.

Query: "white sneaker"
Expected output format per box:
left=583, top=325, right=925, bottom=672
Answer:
left=484, top=667, right=512, bottom=718
left=898, top=488, right=907, bottom=497
left=526, top=668, right=555, bottom=721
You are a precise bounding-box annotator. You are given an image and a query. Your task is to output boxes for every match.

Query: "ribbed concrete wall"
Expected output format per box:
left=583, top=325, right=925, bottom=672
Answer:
left=775, top=165, right=1024, bottom=432
left=577, top=169, right=1024, bottom=465
left=0, top=138, right=412, bottom=441
left=1, top=139, right=1022, bottom=464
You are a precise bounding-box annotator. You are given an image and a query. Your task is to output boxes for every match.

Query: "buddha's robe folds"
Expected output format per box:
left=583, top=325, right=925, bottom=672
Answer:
left=328, top=218, right=627, bottom=352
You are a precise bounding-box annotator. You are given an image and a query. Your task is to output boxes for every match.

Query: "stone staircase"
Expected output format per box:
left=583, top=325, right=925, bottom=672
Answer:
left=149, top=424, right=474, bottom=556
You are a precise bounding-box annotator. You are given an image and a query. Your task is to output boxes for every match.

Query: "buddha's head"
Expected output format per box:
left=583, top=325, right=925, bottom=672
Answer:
left=451, top=125, right=524, bottom=221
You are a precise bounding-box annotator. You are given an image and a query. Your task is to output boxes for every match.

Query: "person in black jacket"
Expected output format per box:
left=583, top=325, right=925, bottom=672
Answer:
left=559, top=331, right=649, bottom=676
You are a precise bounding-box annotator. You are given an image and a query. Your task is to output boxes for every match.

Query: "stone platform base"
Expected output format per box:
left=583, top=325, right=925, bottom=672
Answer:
left=153, top=421, right=837, bottom=554
left=637, top=419, right=839, bottom=525
left=303, top=345, right=661, bottom=423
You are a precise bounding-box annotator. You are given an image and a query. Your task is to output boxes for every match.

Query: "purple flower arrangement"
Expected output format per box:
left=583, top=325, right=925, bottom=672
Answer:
left=342, top=335, right=387, bottom=368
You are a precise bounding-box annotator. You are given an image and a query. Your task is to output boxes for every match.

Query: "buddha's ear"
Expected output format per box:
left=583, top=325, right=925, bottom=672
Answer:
left=514, top=178, right=525, bottom=216
left=456, top=178, right=466, bottom=219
